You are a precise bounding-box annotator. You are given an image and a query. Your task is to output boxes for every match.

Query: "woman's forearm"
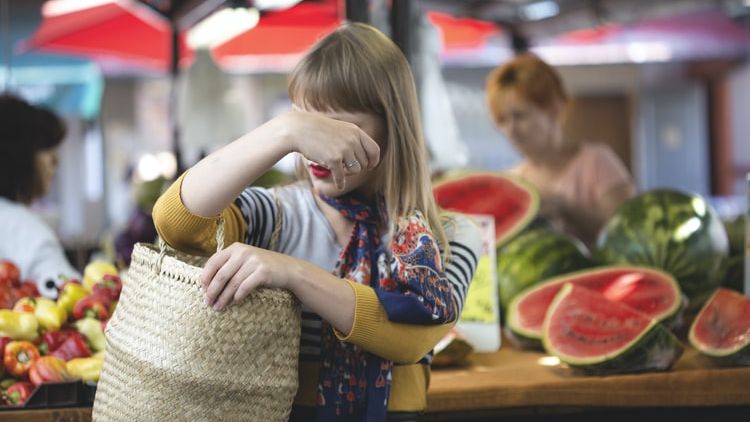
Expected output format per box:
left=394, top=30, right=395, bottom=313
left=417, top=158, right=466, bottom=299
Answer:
left=181, top=119, right=291, bottom=217
left=287, top=260, right=356, bottom=335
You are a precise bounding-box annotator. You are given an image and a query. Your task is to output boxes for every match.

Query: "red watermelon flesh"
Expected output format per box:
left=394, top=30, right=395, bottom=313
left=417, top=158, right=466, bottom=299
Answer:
left=433, top=172, right=538, bottom=247
left=689, top=288, right=750, bottom=362
left=508, top=267, right=681, bottom=346
left=544, top=284, right=655, bottom=361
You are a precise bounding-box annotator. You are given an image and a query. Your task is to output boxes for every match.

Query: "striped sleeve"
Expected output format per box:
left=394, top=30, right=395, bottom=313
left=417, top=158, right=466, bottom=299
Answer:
left=441, top=214, right=481, bottom=315
left=233, top=187, right=278, bottom=249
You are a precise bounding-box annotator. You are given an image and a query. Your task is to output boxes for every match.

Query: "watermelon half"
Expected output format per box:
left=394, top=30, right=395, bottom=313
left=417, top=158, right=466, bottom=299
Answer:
left=543, top=284, right=684, bottom=375
left=596, top=189, right=729, bottom=311
left=689, top=288, right=750, bottom=366
left=433, top=172, right=539, bottom=247
left=507, top=266, right=684, bottom=350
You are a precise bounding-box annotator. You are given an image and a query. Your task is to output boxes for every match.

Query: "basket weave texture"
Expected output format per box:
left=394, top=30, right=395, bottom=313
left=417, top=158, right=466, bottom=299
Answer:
left=93, top=242, right=301, bottom=421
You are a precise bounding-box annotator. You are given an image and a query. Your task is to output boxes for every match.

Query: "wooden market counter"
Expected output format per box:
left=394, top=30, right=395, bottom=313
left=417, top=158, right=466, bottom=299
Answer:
left=2, top=345, right=749, bottom=421
left=423, top=344, right=750, bottom=421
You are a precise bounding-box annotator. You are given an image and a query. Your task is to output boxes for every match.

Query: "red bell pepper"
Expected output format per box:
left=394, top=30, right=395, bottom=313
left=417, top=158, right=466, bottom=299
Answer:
left=37, top=331, right=70, bottom=356
left=28, top=356, right=70, bottom=387
left=18, top=281, right=40, bottom=298
left=72, top=296, right=110, bottom=320
left=4, top=381, right=34, bottom=405
left=3, top=341, right=40, bottom=378
left=49, top=333, right=92, bottom=361
left=91, top=274, right=122, bottom=304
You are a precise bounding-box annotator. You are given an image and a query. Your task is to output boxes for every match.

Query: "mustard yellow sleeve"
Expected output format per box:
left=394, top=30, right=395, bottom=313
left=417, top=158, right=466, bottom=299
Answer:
left=152, top=172, right=247, bottom=256
left=335, top=282, right=453, bottom=364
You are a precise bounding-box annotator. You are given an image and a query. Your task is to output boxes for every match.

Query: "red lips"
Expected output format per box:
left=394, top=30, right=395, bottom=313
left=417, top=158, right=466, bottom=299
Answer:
left=309, top=163, right=331, bottom=178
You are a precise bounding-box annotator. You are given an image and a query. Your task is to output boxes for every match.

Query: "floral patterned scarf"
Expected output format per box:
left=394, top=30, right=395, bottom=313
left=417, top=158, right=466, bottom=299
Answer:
left=316, top=193, right=455, bottom=422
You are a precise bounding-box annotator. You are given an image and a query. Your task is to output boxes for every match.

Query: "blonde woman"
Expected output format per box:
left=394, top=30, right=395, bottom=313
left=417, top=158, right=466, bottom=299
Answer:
left=153, top=23, right=480, bottom=422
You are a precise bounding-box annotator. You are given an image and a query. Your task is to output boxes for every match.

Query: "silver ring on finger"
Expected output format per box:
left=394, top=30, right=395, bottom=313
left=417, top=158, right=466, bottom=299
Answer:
left=345, top=160, right=360, bottom=169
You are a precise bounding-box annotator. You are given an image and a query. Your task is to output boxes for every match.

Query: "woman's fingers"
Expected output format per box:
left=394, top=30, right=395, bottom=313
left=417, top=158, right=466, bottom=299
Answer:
left=211, top=260, right=254, bottom=311
left=232, top=271, right=265, bottom=306
left=358, top=133, right=380, bottom=170
left=200, top=250, right=231, bottom=292
left=204, top=254, right=243, bottom=307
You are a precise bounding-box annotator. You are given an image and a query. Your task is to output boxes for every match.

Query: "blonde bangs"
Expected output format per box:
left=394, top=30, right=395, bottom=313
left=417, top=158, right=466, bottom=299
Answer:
left=288, top=23, right=450, bottom=259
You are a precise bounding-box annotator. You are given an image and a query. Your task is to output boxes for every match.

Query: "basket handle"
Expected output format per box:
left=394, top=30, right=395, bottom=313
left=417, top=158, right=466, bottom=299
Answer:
left=155, top=218, right=225, bottom=273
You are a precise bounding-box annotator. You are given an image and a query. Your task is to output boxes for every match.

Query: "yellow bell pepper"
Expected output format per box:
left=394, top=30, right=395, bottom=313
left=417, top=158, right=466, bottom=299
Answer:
left=0, top=310, right=39, bottom=341
left=66, top=356, right=104, bottom=382
left=75, top=318, right=106, bottom=352
left=83, top=261, right=119, bottom=292
left=12, top=297, right=37, bottom=313
left=57, top=282, right=89, bottom=314
left=34, top=298, right=67, bottom=332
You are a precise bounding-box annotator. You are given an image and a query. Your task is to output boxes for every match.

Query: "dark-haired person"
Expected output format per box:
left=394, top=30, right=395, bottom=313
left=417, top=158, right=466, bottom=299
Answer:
left=486, top=54, right=635, bottom=247
left=0, top=93, right=79, bottom=298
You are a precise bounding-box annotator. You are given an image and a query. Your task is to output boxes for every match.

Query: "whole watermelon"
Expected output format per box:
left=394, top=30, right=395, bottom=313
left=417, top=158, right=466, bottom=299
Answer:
left=497, top=228, right=591, bottom=309
left=596, top=189, right=729, bottom=311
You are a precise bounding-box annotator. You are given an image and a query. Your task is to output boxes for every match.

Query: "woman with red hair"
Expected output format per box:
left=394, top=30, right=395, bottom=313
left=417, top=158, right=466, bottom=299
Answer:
left=486, top=54, right=635, bottom=247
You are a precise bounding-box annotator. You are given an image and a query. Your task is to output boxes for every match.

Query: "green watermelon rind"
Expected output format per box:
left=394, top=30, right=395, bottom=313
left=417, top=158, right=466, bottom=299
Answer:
left=542, top=284, right=684, bottom=374
left=507, top=265, right=684, bottom=347
left=433, top=171, right=540, bottom=248
left=688, top=289, right=750, bottom=364
left=595, top=189, right=729, bottom=312
left=497, top=228, right=591, bottom=309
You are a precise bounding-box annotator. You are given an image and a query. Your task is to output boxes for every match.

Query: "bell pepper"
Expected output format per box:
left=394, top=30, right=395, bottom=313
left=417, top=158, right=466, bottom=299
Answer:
left=72, top=296, right=109, bottom=321
left=34, top=298, right=67, bottom=332
left=66, top=355, right=103, bottom=382
left=0, top=310, right=39, bottom=341
left=49, top=333, right=91, bottom=361
left=82, top=261, right=119, bottom=292
left=28, top=356, right=70, bottom=387
left=56, top=282, right=88, bottom=315
left=18, top=281, right=40, bottom=298
left=91, top=274, right=122, bottom=304
left=4, top=381, right=34, bottom=405
left=37, top=331, right=68, bottom=356
left=3, top=341, right=40, bottom=378
left=75, top=318, right=106, bottom=353
left=12, top=297, right=36, bottom=314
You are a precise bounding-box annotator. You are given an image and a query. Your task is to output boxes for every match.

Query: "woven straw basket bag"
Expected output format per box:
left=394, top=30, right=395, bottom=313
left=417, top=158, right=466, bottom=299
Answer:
left=93, top=221, right=301, bottom=421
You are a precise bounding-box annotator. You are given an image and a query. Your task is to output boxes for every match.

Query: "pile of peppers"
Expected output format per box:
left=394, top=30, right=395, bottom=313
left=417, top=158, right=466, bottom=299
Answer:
left=0, top=260, right=121, bottom=406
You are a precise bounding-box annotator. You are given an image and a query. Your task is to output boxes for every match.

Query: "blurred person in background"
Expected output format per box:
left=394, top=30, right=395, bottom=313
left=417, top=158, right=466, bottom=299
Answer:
left=486, top=54, right=635, bottom=247
left=0, top=93, right=80, bottom=298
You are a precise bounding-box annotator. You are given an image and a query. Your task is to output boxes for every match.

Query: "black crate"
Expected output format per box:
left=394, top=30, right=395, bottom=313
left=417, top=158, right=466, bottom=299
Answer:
left=0, top=381, right=96, bottom=410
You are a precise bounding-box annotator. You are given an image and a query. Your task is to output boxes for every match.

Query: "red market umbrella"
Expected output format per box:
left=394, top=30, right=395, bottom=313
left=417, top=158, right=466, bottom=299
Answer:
left=426, top=11, right=500, bottom=53
left=211, top=0, right=343, bottom=73
left=19, top=0, right=194, bottom=74
left=19, top=0, right=202, bottom=172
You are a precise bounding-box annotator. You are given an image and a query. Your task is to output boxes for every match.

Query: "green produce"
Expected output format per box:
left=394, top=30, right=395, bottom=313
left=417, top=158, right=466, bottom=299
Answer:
left=689, top=288, right=750, bottom=366
left=506, top=266, right=684, bottom=349
left=497, top=228, right=590, bottom=309
left=433, top=171, right=539, bottom=247
left=596, top=189, right=728, bottom=311
left=542, top=284, right=683, bottom=375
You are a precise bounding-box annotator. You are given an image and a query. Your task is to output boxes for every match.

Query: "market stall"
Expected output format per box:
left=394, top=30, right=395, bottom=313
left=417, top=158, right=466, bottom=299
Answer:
left=424, top=340, right=750, bottom=421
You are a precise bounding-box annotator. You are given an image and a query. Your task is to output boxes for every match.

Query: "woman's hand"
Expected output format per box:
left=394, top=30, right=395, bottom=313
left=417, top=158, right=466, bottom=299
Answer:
left=201, top=242, right=298, bottom=311
left=277, top=110, right=381, bottom=189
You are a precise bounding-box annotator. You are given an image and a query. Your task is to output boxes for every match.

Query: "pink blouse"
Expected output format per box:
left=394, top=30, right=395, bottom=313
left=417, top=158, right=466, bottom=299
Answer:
left=510, top=143, right=633, bottom=245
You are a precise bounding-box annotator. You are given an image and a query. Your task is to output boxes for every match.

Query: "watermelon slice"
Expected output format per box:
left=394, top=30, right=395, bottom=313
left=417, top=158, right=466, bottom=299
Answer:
left=689, top=288, right=750, bottom=366
left=507, top=266, right=684, bottom=350
left=433, top=172, right=539, bottom=247
left=543, top=284, right=683, bottom=375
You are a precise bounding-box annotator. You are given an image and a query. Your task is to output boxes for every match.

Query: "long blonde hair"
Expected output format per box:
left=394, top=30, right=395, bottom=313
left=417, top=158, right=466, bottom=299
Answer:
left=288, top=22, right=449, bottom=254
